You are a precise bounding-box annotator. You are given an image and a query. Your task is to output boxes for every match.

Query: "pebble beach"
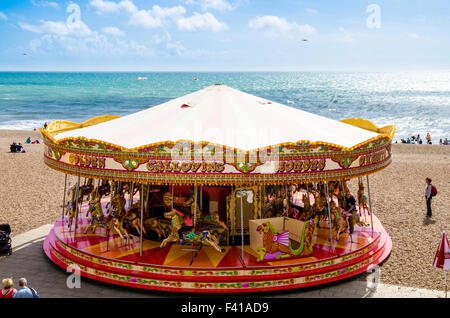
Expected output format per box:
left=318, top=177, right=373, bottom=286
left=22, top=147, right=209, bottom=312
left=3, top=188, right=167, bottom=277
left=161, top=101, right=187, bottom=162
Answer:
left=0, top=129, right=449, bottom=291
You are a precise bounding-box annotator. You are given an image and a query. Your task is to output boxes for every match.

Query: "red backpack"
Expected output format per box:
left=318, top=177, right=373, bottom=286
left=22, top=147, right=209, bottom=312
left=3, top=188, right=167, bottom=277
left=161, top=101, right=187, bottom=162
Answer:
left=431, top=185, right=437, bottom=197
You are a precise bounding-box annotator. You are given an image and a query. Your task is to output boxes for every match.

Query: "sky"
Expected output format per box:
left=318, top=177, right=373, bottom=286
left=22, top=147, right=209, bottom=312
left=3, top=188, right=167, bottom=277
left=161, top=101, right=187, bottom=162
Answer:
left=0, top=0, right=449, bottom=71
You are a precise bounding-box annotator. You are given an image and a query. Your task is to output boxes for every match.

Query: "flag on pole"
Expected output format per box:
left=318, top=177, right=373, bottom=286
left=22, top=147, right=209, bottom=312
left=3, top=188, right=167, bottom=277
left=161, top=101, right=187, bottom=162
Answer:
left=433, top=232, right=450, bottom=269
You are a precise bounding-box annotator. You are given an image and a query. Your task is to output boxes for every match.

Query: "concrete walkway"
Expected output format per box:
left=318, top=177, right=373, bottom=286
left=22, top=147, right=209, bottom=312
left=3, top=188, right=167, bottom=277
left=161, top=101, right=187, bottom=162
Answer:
left=0, top=225, right=446, bottom=298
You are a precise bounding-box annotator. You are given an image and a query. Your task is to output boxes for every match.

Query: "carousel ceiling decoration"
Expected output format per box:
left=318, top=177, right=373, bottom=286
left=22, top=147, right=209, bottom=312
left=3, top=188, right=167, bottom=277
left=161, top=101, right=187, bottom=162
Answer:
left=40, top=85, right=395, bottom=185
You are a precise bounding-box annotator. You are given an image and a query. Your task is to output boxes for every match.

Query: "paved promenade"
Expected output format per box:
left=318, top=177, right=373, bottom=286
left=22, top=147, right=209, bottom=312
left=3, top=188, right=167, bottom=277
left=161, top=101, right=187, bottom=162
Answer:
left=0, top=225, right=445, bottom=298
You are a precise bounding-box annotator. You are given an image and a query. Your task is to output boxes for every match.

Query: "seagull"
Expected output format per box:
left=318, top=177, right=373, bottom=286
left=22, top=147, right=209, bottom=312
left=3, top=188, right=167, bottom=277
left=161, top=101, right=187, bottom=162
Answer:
left=23, top=53, right=27, bottom=55
left=301, top=39, right=309, bottom=42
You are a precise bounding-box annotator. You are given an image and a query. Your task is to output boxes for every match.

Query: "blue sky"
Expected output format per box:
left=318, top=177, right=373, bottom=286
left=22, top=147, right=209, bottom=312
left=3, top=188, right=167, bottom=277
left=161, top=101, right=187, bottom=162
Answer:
left=0, top=0, right=449, bottom=71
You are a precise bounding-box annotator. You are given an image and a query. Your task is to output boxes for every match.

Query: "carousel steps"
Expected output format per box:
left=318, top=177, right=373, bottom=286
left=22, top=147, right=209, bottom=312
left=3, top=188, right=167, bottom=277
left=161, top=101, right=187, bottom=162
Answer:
left=44, top=226, right=391, bottom=293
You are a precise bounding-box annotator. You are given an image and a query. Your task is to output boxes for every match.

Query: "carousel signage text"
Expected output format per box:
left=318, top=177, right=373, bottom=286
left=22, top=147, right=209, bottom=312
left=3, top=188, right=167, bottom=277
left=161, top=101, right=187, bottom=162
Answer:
left=277, top=159, right=326, bottom=173
left=68, top=154, right=106, bottom=168
left=147, top=160, right=225, bottom=173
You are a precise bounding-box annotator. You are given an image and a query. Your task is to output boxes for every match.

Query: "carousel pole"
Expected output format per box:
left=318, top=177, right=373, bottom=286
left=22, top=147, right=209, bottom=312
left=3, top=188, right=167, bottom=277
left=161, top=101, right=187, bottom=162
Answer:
left=171, top=185, right=174, bottom=210
left=200, top=186, right=203, bottom=211
left=194, top=185, right=198, bottom=226
left=232, top=185, right=235, bottom=246
left=240, top=193, right=245, bottom=262
left=74, top=175, right=81, bottom=235
left=130, top=182, right=134, bottom=210
left=366, top=175, right=375, bottom=235
left=62, top=174, right=67, bottom=225
left=140, top=183, right=144, bottom=257
left=325, top=181, right=334, bottom=250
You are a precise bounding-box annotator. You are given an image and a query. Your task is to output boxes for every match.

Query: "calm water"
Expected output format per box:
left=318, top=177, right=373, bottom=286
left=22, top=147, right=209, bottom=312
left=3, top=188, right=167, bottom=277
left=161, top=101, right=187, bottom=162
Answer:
left=0, top=72, right=449, bottom=141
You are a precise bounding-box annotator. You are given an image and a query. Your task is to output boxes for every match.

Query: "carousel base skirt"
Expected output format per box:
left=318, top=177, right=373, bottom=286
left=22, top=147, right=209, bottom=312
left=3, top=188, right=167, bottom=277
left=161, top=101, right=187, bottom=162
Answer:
left=44, top=215, right=391, bottom=293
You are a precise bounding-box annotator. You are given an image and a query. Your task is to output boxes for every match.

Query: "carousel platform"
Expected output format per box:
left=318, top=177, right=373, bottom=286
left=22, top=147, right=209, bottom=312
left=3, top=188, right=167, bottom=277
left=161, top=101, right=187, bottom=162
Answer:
left=44, top=207, right=391, bottom=293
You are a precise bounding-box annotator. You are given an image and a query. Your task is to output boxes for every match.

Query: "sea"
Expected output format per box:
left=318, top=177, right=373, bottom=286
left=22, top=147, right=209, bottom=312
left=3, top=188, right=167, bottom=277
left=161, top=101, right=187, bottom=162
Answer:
left=0, top=71, right=449, bottom=142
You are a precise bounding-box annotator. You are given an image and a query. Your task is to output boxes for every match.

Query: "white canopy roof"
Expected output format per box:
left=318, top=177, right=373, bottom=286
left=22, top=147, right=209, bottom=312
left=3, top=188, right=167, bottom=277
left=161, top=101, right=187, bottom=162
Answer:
left=53, top=84, right=378, bottom=151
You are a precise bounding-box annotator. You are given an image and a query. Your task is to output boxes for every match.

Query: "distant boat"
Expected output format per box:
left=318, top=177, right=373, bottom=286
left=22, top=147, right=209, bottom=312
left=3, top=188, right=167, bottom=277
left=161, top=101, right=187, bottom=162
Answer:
left=137, top=77, right=147, bottom=81
left=193, top=77, right=198, bottom=81
left=287, top=100, right=295, bottom=104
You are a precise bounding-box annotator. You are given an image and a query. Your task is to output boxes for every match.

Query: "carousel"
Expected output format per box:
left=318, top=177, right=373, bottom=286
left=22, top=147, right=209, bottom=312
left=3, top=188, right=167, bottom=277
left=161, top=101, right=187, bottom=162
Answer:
left=41, top=84, right=394, bottom=293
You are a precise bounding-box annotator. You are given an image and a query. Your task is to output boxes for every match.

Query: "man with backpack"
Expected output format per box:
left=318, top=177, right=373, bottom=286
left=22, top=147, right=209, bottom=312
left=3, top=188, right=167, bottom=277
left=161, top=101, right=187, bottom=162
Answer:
left=425, top=178, right=437, bottom=218
left=13, top=278, right=39, bottom=298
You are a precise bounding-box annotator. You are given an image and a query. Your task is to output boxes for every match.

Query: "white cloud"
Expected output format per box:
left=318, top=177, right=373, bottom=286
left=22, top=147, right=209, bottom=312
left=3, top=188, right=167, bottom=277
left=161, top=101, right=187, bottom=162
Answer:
left=102, top=26, right=125, bottom=36
left=186, top=0, right=233, bottom=11
left=91, top=0, right=186, bottom=29
left=129, top=5, right=186, bottom=29
left=405, top=32, right=420, bottom=39
left=305, top=8, right=318, bottom=14
left=19, top=19, right=93, bottom=37
left=0, top=11, right=8, bottom=21
left=248, top=15, right=316, bottom=38
left=30, top=0, right=59, bottom=8
left=19, top=22, right=44, bottom=33
left=177, top=12, right=228, bottom=32
left=166, top=41, right=187, bottom=56
left=89, top=0, right=126, bottom=13
left=29, top=33, right=155, bottom=58
left=336, top=27, right=355, bottom=43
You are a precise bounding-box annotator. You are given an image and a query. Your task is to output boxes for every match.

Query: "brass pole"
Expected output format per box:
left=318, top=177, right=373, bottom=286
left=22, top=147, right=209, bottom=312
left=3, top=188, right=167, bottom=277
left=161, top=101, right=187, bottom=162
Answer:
left=140, top=183, right=144, bottom=257
left=62, top=174, right=67, bottom=225
left=366, top=175, right=374, bottom=234
left=74, top=175, right=80, bottom=235
left=325, top=182, right=334, bottom=250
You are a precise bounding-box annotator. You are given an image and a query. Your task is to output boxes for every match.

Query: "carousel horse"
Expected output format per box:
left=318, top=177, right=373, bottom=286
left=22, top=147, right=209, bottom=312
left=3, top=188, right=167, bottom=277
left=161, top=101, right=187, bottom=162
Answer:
left=97, top=180, right=111, bottom=197
left=80, top=178, right=95, bottom=200
left=143, top=217, right=167, bottom=239
left=262, top=194, right=286, bottom=218
left=84, top=192, right=127, bottom=240
left=183, top=196, right=228, bottom=232
left=111, top=193, right=146, bottom=237
left=357, top=180, right=370, bottom=216
left=299, top=193, right=313, bottom=221
left=329, top=201, right=348, bottom=242
left=312, top=192, right=329, bottom=226
left=121, top=182, right=139, bottom=197
left=160, top=209, right=224, bottom=253
left=256, top=218, right=318, bottom=261
left=65, top=185, right=78, bottom=229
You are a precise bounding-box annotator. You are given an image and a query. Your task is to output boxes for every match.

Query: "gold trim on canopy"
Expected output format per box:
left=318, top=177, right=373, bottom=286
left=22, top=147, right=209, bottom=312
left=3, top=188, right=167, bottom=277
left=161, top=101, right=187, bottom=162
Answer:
left=45, top=115, right=121, bottom=136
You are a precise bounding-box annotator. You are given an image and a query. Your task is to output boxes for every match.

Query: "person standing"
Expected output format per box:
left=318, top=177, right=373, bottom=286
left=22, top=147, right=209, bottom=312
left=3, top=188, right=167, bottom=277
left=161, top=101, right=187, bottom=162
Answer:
left=344, top=190, right=358, bottom=234
left=426, top=133, right=432, bottom=144
left=13, top=278, right=39, bottom=298
left=425, top=178, right=433, bottom=218
left=0, top=278, right=16, bottom=298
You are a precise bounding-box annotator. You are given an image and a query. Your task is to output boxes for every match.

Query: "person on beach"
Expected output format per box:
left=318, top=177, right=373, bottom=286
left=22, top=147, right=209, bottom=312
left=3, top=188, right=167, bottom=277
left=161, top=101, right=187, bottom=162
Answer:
left=425, top=178, right=433, bottom=218
left=0, top=278, right=16, bottom=298
left=426, top=133, right=431, bottom=144
left=26, top=137, right=31, bottom=144
left=13, top=278, right=39, bottom=298
left=15, top=143, right=25, bottom=153
left=10, top=142, right=17, bottom=153
left=445, top=138, right=449, bottom=145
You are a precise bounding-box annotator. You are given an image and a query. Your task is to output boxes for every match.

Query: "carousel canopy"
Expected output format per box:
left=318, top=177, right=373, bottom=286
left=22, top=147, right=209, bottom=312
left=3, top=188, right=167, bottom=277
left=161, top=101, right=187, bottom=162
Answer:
left=52, top=84, right=379, bottom=151
left=41, top=85, right=395, bottom=185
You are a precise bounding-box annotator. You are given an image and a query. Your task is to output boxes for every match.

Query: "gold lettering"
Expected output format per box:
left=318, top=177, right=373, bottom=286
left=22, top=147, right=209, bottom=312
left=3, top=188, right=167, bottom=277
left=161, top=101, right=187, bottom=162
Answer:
left=284, top=161, right=294, bottom=172
left=181, top=162, right=191, bottom=172
left=147, top=161, right=155, bottom=171
left=215, top=162, right=225, bottom=172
